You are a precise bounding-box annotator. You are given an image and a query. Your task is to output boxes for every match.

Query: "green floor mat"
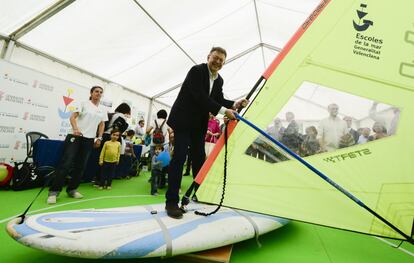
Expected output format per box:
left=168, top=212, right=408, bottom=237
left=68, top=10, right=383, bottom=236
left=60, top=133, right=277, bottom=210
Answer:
left=1, top=171, right=412, bottom=262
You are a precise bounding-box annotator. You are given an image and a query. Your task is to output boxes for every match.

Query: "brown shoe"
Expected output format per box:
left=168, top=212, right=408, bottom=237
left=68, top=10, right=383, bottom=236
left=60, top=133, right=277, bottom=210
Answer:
left=165, top=204, right=183, bottom=219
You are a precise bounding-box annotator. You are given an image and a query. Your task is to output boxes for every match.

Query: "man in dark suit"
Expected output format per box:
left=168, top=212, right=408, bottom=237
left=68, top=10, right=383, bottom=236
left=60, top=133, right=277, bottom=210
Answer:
left=166, top=47, right=247, bottom=219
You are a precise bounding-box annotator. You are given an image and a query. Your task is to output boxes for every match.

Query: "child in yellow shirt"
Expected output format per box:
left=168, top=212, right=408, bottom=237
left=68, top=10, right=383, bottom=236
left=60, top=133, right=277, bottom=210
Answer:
left=99, top=129, right=121, bottom=189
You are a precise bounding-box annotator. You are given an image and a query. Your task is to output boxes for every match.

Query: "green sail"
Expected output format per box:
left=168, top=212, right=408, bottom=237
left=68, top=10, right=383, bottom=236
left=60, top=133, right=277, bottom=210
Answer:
left=196, top=0, right=414, bottom=241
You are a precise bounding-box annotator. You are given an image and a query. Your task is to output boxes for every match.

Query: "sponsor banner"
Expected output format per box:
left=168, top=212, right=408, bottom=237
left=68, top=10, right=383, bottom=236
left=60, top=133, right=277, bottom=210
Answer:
left=0, top=59, right=102, bottom=164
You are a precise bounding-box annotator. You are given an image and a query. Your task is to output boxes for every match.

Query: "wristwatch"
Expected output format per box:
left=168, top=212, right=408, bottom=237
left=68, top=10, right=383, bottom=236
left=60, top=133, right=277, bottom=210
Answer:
left=96, top=137, right=103, bottom=141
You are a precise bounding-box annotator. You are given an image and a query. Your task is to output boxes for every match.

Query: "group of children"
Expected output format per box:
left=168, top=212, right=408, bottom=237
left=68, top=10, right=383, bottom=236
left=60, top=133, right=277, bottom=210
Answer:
left=98, top=128, right=170, bottom=196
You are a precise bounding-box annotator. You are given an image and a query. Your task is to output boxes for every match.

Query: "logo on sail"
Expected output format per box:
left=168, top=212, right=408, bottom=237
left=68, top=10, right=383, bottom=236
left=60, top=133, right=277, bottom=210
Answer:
left=399, top=29, right=414, bottom=79
left=353, top=4, right=373, bottom=32
left=351, top=3, right=383, bottom=60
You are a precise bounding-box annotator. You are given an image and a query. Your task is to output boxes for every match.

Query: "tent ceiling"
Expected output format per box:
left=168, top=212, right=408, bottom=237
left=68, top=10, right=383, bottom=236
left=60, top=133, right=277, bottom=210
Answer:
left=1, top=0, right=320, bottom=105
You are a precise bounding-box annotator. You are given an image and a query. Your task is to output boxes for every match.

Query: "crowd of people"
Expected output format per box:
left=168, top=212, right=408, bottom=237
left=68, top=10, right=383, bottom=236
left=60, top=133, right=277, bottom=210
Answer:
left=248, top=102, right=400, bottom=163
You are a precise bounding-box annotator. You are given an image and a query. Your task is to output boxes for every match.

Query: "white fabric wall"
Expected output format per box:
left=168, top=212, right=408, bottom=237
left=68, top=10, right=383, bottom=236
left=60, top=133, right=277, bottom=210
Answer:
left=11, top=46, right=107, bottom=89
left=0, top=59, right=91, bottom=163
left=9, top=46, right=168, bottom=128
left=0, top=46, right=168, bottom=163
left=147, top=100, right=171, bottom=128
left=112, top=87, right=152, bottom=130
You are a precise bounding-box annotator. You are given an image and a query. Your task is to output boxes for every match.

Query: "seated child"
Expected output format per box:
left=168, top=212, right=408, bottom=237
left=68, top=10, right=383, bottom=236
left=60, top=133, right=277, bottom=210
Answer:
left=99, top=129, right=121, bottom=190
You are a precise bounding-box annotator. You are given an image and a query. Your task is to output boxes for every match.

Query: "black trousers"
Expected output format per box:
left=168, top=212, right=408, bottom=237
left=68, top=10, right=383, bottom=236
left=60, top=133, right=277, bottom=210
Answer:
left=49, top=134, right=94, bottom=193
left=151, top=169, right=162, bottom=194
left=100, top=161, right=117, bottom=187
left=184, top=147, right=192, bottom=175
left=166, top=129, right=205, bottom=206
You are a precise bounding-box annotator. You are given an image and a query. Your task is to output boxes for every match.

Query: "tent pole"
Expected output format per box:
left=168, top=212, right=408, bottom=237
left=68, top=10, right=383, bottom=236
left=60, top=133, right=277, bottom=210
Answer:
left=146, top=99, right=154, bottom=130
left=10, top=0, right=76, bottom=40
left=3, top=40, right=15, bottom=61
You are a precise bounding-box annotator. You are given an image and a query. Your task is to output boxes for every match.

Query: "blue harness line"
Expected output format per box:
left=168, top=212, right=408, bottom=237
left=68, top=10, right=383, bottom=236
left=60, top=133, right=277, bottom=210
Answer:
left=235, top=113, right=413, bottom=245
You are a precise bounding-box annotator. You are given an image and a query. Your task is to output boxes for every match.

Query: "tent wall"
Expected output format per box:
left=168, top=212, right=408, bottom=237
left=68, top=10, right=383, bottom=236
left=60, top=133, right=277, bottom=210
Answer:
left=0, top=43, right=170, bottom=164
left=10, top=46, right=107, bottom=89
left=147, top=100, right=172, bottom=126
left=0, top=58, right=92, bottom=163
left=8, top=44, right=170, bottom=127
left=111, top=86, right=152, bottom=128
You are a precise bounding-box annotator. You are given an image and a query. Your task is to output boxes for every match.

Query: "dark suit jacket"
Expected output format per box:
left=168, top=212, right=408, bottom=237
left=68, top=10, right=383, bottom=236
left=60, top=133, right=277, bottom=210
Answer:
left=167, top=63, right=234, bottom=133
left=349, top=128, right=359, bottom=144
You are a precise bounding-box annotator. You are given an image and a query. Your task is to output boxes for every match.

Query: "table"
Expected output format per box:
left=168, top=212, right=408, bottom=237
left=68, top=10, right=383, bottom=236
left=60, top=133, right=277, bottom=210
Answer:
left=33, top=139, right=142, bottom=182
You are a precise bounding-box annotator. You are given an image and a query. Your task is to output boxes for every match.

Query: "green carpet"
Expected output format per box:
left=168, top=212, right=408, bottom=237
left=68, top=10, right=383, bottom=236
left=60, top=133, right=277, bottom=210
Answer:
left=1, top=172, right=412, bottom=263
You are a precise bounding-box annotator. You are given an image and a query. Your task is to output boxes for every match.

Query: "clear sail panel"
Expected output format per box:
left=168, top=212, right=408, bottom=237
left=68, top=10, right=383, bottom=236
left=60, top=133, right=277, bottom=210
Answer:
left=245, top=81, right=401, bottom=163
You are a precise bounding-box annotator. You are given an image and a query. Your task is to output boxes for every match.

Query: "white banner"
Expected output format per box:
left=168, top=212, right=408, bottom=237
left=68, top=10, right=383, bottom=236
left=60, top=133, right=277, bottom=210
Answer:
left=0, top=59, right=110, bottom=164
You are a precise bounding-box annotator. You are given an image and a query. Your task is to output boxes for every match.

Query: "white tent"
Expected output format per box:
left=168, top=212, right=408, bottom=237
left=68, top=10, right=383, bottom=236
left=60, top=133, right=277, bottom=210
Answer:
left=0, top=0, right=320, bottom=106
left=1, top=1, right=400, bottom=162
left=0, top=0, right=327, bottom=162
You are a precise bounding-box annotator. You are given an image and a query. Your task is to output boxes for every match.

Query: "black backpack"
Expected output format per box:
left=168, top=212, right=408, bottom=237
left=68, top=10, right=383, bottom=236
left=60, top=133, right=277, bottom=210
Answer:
left=152, top=120, right=166, bottom=144
left=104, top=112, right=115, bottom=131
left=11, top=162, right=43, bottom=191
left=104, top=113, right=129, bottom=134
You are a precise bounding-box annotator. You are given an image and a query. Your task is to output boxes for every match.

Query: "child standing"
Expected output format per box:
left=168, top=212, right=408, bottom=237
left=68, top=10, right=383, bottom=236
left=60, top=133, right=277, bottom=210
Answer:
left=99, top=129, right=121, bottom=189
left=122, top=130, right=137, bottom=178
left=150, top=144, right=164, bottom=196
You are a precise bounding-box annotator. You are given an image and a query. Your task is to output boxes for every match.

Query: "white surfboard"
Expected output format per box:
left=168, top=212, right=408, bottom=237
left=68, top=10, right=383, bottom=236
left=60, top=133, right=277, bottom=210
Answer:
left=6, top=202, right=288, bottom=259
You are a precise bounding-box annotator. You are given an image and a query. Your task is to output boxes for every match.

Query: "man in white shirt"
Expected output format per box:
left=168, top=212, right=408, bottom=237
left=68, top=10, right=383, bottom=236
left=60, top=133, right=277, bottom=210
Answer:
left=318, top=103, right=348, bottom=152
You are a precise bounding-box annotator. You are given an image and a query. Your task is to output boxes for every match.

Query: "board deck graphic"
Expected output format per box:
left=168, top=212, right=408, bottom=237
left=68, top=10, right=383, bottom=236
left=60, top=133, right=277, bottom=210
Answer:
left=7, top=203, right=288, bottom=259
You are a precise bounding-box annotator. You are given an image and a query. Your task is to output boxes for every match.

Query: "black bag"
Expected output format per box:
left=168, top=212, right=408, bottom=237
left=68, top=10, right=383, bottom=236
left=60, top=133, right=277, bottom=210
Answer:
left=112, top=116, right=129, bottom=134
left=152, top=120, right=166, bottom=144
left=104, top=112, right=116, bottom=131
left=104, top=113, right=129, bottom=134
left=11, top=162, right=44, bottom=191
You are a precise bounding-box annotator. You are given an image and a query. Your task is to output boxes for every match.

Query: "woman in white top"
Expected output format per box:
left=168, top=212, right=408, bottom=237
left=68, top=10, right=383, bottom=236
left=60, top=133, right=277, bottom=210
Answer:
left=47, top=86, right=108, bottom=204
left=103, top=103, right=131, bottom=142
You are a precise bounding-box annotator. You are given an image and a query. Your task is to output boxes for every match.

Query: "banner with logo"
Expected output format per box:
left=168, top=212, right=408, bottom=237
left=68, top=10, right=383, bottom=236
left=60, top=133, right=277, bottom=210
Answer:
left=0, top=59, right=95, bottom=164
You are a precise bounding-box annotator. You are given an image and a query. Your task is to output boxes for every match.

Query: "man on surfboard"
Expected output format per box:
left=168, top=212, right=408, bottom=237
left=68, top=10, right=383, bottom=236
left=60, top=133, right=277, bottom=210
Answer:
left=166, top=47, right=247, bottom=219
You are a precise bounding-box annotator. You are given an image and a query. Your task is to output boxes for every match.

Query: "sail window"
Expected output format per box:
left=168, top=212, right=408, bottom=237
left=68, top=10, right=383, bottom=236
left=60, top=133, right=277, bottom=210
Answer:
left=245, top=81, right=401, bottom=163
